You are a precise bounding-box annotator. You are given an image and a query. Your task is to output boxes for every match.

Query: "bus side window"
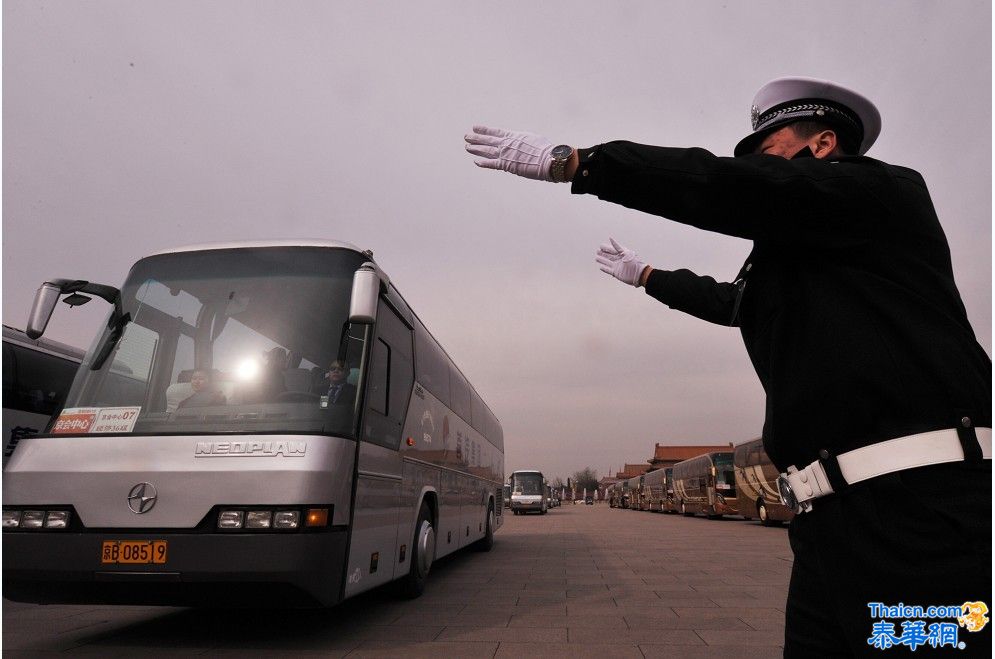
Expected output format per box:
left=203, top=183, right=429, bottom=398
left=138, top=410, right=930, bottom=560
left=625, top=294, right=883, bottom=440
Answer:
left=367, top=339, right=389, bottom=416
left=362, top=301, right=413, bottom=449
left=5, top=343, right=79, bottom=416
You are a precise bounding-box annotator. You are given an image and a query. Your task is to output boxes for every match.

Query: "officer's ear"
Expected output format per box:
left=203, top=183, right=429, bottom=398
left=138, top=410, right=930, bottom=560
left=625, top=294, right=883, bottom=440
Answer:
left=811, top=130, right=839, bottom=159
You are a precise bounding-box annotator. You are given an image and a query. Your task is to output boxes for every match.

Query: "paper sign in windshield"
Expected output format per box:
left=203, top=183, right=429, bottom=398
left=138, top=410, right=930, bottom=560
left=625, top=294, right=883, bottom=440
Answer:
left=52, top=407, right=141, bottom=434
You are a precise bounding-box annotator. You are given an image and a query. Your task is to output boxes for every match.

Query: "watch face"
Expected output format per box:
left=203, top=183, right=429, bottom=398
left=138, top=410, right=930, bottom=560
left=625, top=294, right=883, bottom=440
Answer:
left=551, top=144, right=572, bottom=160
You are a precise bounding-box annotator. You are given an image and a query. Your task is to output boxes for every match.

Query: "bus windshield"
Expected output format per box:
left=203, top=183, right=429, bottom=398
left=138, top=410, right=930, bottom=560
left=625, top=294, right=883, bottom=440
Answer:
left=714, top=454, right=736, bottom=494
left=52, top=247, right=367, bottom=437
left=512, top=472, right=544, bottom=495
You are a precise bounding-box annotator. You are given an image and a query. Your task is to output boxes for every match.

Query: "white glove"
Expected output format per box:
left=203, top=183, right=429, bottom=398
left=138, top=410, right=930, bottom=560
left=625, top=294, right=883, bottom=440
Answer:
left=464, top=125, right=554, bottom=181
left=596, top=238, right=647, bottom=287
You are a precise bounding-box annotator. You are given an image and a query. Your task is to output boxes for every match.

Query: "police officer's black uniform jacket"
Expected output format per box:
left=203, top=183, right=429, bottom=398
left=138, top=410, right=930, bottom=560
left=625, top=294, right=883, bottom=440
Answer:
left=571, top=142, right=992, bottom=473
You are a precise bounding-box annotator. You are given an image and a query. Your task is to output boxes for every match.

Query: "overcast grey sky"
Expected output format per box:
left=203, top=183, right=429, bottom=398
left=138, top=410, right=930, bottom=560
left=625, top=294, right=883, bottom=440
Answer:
left=3, top=1, right=991, bottom=481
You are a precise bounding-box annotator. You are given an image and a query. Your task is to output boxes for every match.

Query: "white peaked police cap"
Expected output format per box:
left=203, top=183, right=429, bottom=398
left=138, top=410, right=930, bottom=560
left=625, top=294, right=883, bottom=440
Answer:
left=734, top=77, right=881, bottom=157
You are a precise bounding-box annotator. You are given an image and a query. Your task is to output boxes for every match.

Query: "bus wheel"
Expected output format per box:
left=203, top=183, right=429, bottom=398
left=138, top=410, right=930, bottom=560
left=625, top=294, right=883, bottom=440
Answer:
left=399, top=502, right=435, bottom=599
left=758, top=500, right=779, bottom=527
left=474, top=503, right=495, bottom=552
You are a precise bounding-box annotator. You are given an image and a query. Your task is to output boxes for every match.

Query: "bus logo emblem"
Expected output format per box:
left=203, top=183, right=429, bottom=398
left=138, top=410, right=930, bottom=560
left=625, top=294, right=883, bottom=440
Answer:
left=127, top=482, right=157, bottom=514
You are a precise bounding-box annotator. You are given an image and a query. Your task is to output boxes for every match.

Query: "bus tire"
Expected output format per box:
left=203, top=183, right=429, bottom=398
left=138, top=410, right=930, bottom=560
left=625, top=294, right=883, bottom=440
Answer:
left=758, top=500, right=780, bottom=527
left=474, top=502, right=495, bottom=552
left=399, top=502, right=435, bottom=599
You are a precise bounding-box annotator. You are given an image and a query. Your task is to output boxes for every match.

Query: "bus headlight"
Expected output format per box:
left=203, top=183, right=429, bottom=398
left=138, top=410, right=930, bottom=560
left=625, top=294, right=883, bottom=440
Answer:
left=44, top=511, right=71, bottom=528
left=274, top=511, right=300, bottom=529
left=217, top=510, right=244, bottom=529
left=245, top=511, right=272, bottom=529
left=3, top=510, right=22, bottom=528
left=215, top=507, right=323, bottom=531
left=2, top=509, right=73, bottom=530
left=20, top=511, right=45, bottom=529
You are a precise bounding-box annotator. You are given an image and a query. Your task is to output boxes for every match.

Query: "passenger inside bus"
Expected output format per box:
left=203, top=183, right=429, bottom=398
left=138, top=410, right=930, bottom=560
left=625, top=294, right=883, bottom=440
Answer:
left=177, top=369, right=227, bottom=409
left=323, top=359, right=356, bottom=407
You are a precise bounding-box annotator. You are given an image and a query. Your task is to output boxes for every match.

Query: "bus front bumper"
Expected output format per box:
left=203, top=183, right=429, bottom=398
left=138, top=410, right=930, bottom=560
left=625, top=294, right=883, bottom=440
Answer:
left=510, top=501, right=543, bottom=512
left=2, top=529, right=348, bottom=607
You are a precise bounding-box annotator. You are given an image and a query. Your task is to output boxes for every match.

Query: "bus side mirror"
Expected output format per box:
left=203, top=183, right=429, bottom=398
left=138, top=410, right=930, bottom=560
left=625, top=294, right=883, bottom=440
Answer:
left=349, top=262, right=386, bottom=324
left=26, top=283, right=63, bottom=339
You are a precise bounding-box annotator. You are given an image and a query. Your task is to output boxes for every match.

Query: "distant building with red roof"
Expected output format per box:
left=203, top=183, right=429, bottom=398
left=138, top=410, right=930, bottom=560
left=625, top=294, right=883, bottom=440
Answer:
left=648, top=443, right=734, bottom=470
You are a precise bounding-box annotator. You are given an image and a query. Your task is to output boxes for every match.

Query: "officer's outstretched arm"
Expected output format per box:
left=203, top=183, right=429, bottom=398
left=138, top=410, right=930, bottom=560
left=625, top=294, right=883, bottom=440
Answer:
left=644, top=269, right=741, bottom=327
left=595, top=238, right=740, bottom=327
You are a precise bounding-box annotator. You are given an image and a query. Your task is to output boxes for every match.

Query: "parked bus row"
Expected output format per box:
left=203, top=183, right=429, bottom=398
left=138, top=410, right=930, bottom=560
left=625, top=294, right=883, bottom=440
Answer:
left=607, top=439, right=794, bottom=526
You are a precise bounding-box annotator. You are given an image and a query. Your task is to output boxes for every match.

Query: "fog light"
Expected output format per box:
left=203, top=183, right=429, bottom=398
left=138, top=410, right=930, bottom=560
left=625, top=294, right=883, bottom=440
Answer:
left=274, top=510, right=300, bottom=529
left=217, top=510, right=244, bottom=529
left=245, top=511, right=272, bottom=529
left=305, top=508, right=328, bottom=527
left=21, top=511, right=45, bottom=529
left=44, top=511, right=70, bottom=529
left=3, top=510, right=21, bottom=528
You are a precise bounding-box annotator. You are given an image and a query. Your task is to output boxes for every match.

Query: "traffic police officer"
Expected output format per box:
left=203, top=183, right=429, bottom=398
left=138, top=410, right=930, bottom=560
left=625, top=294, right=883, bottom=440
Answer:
left=465, top=77, right=992, bottom=657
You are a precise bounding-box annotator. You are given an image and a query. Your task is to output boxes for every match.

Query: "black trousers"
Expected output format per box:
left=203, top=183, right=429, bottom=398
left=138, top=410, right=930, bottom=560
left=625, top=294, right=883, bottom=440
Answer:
left=784, top=460, right=991, bottom=658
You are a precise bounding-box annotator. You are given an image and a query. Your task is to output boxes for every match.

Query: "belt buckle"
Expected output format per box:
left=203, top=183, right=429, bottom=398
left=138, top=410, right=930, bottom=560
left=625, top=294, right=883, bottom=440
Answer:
left=777, top=470, right=813, bottom=515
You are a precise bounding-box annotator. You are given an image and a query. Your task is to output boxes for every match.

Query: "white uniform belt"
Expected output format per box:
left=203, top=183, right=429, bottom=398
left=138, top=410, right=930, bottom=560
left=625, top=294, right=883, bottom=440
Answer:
left=779, top=428, right=992, bottom=513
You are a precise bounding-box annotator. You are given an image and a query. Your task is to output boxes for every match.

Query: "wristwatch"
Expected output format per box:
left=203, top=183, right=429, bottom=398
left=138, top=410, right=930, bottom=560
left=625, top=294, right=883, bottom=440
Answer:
left=550, top=144, right=574, bottom=183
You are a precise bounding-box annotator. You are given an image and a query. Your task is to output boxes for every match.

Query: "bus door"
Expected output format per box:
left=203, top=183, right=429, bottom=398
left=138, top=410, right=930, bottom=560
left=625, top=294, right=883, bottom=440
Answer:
left=345, top=300, right=414, bottom=598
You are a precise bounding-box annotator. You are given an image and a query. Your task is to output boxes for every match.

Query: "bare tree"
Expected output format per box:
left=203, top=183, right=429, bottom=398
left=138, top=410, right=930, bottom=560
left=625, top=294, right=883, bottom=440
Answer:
left=572, top=467, right=599, bottom=492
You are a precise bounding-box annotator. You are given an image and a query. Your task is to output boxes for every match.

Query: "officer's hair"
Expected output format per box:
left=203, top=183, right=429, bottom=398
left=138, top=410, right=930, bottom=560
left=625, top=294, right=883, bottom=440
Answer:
left=789, top=121, right=858, bottom=156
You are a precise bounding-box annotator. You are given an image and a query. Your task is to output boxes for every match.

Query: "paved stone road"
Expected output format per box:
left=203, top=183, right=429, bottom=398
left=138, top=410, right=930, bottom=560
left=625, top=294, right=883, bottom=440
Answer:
left=3, top=503, right=791, bottom=657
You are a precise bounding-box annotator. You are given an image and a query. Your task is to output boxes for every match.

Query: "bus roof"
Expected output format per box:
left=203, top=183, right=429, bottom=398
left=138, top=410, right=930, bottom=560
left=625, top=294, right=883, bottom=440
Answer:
left=146, top=239, right=367, bottom=258
left=3, top=325, right=85, bottom=362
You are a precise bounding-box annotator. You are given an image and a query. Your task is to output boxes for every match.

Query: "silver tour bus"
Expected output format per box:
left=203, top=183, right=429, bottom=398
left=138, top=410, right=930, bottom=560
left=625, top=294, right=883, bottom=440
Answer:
left=2, top=325, right=84, bottom=468
left=2, top=240, right=504, bottom=606
left=509, top=470, right=547, bottom=514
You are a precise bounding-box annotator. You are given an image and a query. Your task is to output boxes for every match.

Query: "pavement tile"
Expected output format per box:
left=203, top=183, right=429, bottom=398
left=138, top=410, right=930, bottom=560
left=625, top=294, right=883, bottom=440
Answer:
left=674, top=607, right=784, bottom=620
left=509, top=614, right=628, bottom=629
left=438, top=626, right=568, bottom=642
left=696, top=629, right=786, bottom=646
left=63, top=649, right=214, bottom=657
left=203, top=652, right=352, bottom=658
left=494, top=642, right=644, bottom=658
left=710, top=597, right=787, bottom=609
left=345, top=640, right=498, bottom=658
left=569, top=627, right=707, bottom=644
left=393, top=613, right=510, bottom=627
left=639, top=643, right=783, bottom=658
left=739, top=615, right=788, bottom=632
left=623, top=616, right=753, bottom=631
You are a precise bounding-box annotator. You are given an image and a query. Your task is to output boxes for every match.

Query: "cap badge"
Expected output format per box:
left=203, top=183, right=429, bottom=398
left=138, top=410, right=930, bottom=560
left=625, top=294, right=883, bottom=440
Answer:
left=750, top=104, right=760, bottom=130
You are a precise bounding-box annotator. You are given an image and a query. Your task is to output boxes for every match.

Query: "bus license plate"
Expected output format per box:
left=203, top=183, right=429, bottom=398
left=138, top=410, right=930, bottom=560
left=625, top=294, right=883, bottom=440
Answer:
left=101, top=540, right=168, bottom=564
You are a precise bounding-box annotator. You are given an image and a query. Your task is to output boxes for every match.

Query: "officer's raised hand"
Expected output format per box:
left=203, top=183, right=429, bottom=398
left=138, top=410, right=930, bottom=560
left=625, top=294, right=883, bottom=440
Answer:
left=464, top=126, right=575, bottom=182
left=595, top=238, right=652, bottom=287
